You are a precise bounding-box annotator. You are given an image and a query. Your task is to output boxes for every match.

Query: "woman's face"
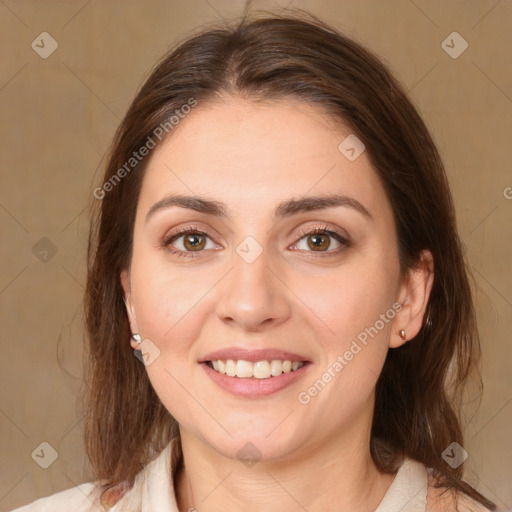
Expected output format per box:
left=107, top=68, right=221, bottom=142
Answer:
left=121, top=97, right=417, bottom=462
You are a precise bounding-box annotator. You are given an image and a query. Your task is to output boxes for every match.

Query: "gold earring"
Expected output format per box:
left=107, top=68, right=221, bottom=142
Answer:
left=399, top=329, right=407, bottom=342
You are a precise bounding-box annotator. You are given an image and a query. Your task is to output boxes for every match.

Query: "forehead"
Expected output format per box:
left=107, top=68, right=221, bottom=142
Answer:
left=138, top=96, right=392, bottom=224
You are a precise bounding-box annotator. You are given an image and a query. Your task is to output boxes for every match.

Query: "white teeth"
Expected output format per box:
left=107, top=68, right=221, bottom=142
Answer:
left=225, top=359, right=236, bottom=377
left=235, top=359, right=253, bottom=378
left=253, top=361, right=270, bottom=379
left=270, top=360, right=283, bottom=376
left=209, top=359, right=305, bottom=379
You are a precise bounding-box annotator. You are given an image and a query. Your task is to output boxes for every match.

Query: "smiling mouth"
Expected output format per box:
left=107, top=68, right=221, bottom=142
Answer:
left=204, top=359, right=310, bottom=379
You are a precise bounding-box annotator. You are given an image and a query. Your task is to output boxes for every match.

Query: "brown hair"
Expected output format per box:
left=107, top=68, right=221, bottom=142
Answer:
left=84, top=10, right=495, bottom=509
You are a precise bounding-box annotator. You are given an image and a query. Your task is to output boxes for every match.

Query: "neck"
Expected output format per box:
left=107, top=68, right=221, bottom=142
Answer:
left=174, top=423, right=396, bottom=512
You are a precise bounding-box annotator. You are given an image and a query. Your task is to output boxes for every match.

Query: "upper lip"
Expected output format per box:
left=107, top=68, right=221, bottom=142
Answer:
left=199, top=347, right=311, bottom=363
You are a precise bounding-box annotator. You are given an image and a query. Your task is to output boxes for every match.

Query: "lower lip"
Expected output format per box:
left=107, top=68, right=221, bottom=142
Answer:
left=200, top=362, right=312, bottom=398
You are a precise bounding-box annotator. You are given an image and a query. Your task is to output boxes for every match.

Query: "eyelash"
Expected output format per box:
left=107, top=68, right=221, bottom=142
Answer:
left=293, top=226, right=350, bottom=256
left=162, top=226, right=212, bottom=258
left=162, top=224, right=350, bottom=258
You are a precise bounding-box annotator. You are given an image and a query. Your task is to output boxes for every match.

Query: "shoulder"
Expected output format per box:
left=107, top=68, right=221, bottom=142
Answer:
left=8, top=479, right=135, bottom=512
left=8, top=482, right=103, bottom=512
left=9, top=439, right=180, bottom=512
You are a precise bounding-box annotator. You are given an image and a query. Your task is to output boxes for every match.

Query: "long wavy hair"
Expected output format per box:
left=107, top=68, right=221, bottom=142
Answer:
left=83, top=10, right=495, bottom=510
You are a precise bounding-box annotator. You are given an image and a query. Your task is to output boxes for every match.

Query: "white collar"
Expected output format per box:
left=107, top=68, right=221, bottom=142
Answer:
left=375, top=457, right=428, bottom=511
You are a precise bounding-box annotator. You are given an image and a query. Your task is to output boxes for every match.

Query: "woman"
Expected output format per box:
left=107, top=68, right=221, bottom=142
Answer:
left=12, top=11, right=496, bottom=512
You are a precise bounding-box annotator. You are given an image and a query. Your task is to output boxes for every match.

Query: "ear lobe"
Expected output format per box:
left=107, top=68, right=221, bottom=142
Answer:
left=120, top=269, right=139, bottom=346
left=389, top=249, right=434, bottom=348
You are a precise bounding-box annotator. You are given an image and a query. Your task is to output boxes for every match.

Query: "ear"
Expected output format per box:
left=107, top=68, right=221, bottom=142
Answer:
left=390, top=249, right=434, bottom=348
left=120, top=268, right=141, bottom=350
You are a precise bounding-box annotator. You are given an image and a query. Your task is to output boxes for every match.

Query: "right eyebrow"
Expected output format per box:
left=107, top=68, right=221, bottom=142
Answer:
left=145, top=195, right=228, bottom=224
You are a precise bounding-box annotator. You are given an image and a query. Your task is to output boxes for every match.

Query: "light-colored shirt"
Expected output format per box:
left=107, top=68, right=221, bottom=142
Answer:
left=7, top=437, right=476, bottom=511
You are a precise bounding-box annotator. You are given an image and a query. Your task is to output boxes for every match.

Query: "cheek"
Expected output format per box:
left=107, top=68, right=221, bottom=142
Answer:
left=128, top=258, right=218, bottom=423
left=290, top=253, right=398, bottom=401
left=129, top=250, right=219, bottom=342
left=294, top=256, right=398, bottom=346
left=292, top=296, right=392, bottom=423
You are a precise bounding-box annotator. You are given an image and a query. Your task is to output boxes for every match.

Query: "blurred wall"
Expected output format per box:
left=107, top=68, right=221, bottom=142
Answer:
left=1, top=0, right=511, bottom=510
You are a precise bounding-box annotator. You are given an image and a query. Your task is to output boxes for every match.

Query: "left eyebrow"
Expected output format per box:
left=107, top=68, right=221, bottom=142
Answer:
left=144, top=193, right=372, bottom=224
left=273, top=194, right=372, bottom=221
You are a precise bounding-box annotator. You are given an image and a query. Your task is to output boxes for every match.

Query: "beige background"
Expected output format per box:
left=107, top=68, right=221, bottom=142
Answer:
left=1, top=0, right=511, bottom=510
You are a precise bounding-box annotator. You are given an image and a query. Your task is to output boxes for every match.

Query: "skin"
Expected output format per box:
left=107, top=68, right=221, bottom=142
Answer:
left=121, top=96, right=434, bottom=512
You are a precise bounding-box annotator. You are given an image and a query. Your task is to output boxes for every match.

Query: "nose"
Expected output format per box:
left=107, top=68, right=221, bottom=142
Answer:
left=215, top=245, right=292, bottom=332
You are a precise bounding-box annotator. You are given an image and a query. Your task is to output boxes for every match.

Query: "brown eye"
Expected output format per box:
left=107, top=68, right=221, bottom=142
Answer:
left=292, top=228, right=348, bottom=254
left=164, top=229, right=217, bottom=255
left=183, top=233, right=207, bottom=251
left=307, top=233, right=331, bottom=251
